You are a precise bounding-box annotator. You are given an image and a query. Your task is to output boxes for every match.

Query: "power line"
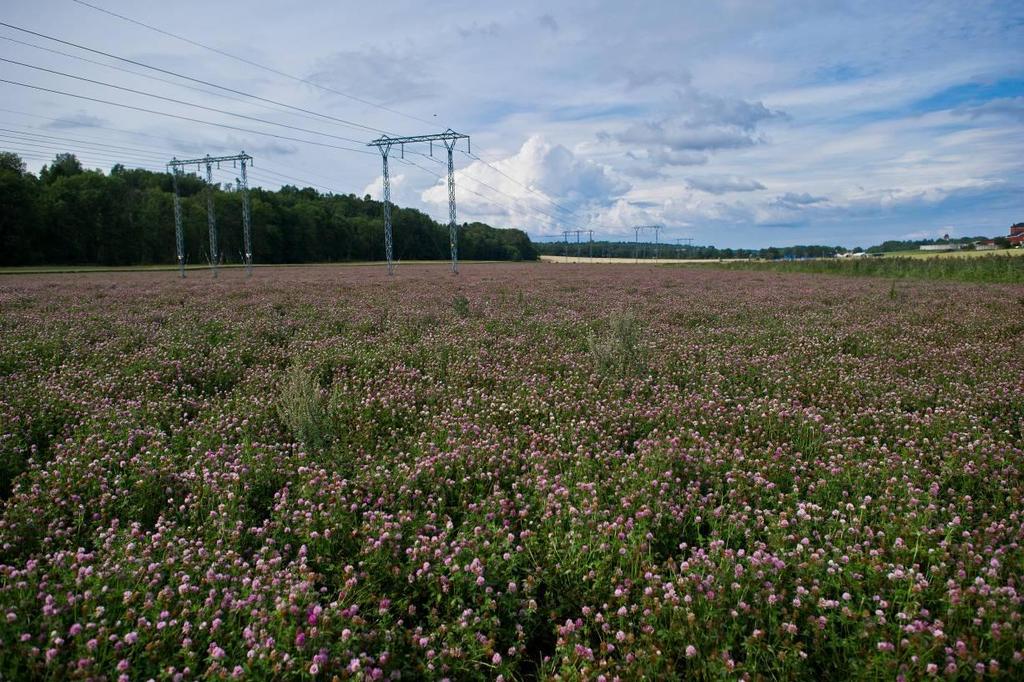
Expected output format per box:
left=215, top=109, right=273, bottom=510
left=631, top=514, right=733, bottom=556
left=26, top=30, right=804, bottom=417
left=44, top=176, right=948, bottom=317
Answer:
left=0, top=136, right=335, bottom=199
left=0, top=127, right=173, bottom=160
left=0, top=20, right=591, bottom=233
left=0, top=34, right=378, bottom=136
left=1, top=66, right=579, bottom=240
left=3, top=137, right=587, bottom=252
left=0, top=21, right=388, bottom=135
left=251, top=159, right=342, bottom=192
left=69, top=0, right=438, bottom=129
left=0, top=138, right=169, bottom=168
left=0, top=113, right=346, bottom=194
left=1, top=127, right=173, bottom=163
left=0, top=110, right=315, bottom=183
left=0, top=135, right=154, bottom=160
left=454, top=166, right=572, bottom=226
left=398, top=156, right=571, bottom=229
left=1, top=145, right=165, bottom=172
left=460, top=149, right=580, bottom=219
left=248, top=167, right=335, bottom=195
left=0, top=107, right=231, bottom=153
left=0, top=78, right=377, bottom=156
left=398, top=156, right=497, bottom=208
left=2, top=149, right=153, bottom=171
left=407, top=148, right=579, bottom=227
left=0, top=57, right=372, bottom=146
left=0, top=121, right=610, bottom=244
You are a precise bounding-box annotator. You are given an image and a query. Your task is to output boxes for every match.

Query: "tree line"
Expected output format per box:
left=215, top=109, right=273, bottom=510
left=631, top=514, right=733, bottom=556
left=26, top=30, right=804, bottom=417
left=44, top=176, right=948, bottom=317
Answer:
left=535, top=240, right=849, bottom=260
left=0, top=152, right=538, bottom=267
left=865, top=236, right=1012, bottom=253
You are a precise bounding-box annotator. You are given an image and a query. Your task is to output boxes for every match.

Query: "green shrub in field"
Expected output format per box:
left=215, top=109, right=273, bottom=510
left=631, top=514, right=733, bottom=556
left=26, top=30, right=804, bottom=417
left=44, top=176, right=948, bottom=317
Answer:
left=277, top=362, right=327, bottom=449
left=588, top=310, right=645, bottom=376
left=452, top=294, right=471, bottom=318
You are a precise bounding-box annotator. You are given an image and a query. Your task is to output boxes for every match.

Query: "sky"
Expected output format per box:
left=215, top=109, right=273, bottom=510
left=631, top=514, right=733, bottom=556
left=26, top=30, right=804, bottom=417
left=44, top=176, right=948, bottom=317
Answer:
left=1, top=0, right=1022, bottom=248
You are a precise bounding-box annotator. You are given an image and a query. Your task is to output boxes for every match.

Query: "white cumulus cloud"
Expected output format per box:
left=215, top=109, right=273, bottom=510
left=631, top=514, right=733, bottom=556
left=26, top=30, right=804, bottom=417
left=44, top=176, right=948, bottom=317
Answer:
left=421, top=135, right=629, bottom=235
left=686, top=175, right=766, bottom=194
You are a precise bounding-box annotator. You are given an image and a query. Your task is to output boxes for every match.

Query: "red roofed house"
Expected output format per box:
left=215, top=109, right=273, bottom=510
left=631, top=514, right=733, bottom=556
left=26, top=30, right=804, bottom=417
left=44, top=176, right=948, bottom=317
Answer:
left=1010, top=223, right=1024, bottom=247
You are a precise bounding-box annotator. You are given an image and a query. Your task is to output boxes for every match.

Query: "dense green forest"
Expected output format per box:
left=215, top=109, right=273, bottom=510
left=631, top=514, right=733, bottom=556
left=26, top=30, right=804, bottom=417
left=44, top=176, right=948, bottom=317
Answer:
left=0, top=152, right=538, bottom=266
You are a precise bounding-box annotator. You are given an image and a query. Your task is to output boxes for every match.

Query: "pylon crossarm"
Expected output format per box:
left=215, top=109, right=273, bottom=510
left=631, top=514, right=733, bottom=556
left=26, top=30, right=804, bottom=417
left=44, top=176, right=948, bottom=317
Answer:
left=169, top=153, right=252, bottom=168
left=367, top=130, right=468, bottom=149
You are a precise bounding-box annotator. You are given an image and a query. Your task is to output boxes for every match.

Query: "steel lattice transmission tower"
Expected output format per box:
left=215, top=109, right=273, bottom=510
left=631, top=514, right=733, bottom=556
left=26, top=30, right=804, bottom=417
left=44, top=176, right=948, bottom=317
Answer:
left=675, top=237, right=693, bottom=258
left=170, top=166, right=186, bottom=278
left=562, top=229, right=589, bottom=262
left=238, top=157, right=253, bottom=277
left=167, top=152, right=254, bottom=278
left=368, top=129, right=470, bottom=275
left=236, top=173, right=253, bottom=277
left=204, top=157, right=218, bottom=277
left=633, top=224, right=662, bottom=262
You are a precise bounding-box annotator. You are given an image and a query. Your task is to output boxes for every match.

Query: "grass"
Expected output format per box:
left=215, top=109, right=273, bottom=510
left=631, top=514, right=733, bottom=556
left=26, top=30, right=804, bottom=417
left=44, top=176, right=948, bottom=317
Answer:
left=540, top=255, right=747, bottom=264
left=586, top=309, right=645, bottom=377
left=276, top=362, right=328, bottom=451
left=879, top=247, right=1024, bottom=259
left=685, top=253, right=1024, bottom=284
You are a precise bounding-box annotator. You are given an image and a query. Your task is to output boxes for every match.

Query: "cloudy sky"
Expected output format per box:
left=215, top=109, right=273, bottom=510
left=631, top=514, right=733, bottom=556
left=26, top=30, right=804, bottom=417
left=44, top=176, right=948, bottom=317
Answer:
left=2, top=0, right=1022, bottom=247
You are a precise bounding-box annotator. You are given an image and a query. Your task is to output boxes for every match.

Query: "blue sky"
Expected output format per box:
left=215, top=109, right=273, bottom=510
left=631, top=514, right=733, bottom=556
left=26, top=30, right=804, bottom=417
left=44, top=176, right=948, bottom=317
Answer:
left=1, top=0, right=1022, bottom=248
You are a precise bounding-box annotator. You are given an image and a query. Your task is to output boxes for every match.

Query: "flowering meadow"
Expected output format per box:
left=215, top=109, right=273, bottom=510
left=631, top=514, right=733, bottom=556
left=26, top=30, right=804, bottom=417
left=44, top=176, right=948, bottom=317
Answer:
left=1, top=263, right=1022, bottom=680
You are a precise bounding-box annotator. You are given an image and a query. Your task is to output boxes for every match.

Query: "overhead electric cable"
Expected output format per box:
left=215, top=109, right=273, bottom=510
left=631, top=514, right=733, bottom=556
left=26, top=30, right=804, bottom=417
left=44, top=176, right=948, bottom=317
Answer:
left=398, top=156, right=570, bottom=228
left=408, top=155, right=570, bottom=225
left=0, top=144, right=165, bottom=171
left=0, top=37, right=582, bottom=235
left=0, top=138, right=170, bottom=166
left=0, top=20, right=389, bottom=135
left=0, top=34, right=377, bottom=134
left=0, top=78, right=377, bottom=155
left=248, top=167, right=335, bottom=194
left=0, top=107, right=230, bottom=152
left=0, top=57, right=371, bottom=145
left=404, top=147, right=580, bottom=226
left=0, top=127, right=175, bottom=159
left=0, top=20, right=587, bottom=230
left=69, top=0, right=438, bottom=129
left=461, top=149, right=579, bottom=218
left=0, top=112, right=348, bottom=192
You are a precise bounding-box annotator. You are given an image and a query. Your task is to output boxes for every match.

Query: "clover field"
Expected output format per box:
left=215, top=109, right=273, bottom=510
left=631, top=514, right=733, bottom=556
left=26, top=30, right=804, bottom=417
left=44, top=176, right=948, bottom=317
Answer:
left=1, top=264, right=1022, bottom=680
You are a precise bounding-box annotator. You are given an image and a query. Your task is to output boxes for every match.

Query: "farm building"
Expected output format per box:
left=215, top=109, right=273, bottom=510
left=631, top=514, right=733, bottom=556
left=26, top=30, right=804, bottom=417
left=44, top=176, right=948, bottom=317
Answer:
left=1010, top=223, right=1024, bottom=246
left=920, top=243, right=961, bottom=252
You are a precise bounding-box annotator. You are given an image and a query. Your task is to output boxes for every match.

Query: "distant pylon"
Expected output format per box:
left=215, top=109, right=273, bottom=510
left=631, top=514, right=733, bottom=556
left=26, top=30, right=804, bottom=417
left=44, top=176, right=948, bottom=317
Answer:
left=633, top=225, right=661, bottom=262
